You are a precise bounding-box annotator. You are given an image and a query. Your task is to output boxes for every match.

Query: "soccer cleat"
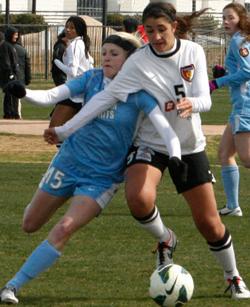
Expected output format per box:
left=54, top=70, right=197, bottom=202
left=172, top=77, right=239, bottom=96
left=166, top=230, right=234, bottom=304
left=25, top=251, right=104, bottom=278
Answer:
left=0, top=286, right=19, bottom=304
left=218, top=206, right=243, bottom=217
left=155, top=230, right=177, bottom=268
left=225, top=276, right=250, bottom=299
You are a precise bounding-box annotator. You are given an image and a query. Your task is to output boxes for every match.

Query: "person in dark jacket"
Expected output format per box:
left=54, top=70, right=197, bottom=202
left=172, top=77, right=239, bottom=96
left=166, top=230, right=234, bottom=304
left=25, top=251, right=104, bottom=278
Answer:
left=14, top=33, right=31, bottom=119
left=51, top=30, right=67, bottom=86
left=0, top=27, right=19, bottom=119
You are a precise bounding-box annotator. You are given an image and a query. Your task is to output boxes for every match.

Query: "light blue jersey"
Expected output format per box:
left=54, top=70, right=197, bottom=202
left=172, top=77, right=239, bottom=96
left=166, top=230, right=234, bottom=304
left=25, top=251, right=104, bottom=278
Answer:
left=216, top=32, right=250, bottom=132
left=39, top=69, right=157, bottom=207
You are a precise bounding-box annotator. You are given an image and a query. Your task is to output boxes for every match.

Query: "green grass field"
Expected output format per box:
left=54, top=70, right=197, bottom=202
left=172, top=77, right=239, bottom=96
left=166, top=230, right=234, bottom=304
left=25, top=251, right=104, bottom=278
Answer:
left=0, top=83, right=249, bottom=306
left=0, top=135, right=250, bottom=307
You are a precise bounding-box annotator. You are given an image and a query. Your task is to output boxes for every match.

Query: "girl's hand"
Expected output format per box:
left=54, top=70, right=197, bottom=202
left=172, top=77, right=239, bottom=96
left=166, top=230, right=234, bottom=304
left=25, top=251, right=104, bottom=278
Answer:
left=43, top=128, right=59, bottom=144
left=176, top=98, right=192, bottom=118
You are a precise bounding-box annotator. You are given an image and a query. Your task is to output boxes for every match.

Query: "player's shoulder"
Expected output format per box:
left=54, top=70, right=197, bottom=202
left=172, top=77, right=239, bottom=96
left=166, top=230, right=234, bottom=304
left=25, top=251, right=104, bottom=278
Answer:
left=129, top=43, right=149, bottom=59
left=180, top=39, right=203, bottom=50
left=232, top=31, right=249, bottom=47
left=83, top=68, right=103, bottom=79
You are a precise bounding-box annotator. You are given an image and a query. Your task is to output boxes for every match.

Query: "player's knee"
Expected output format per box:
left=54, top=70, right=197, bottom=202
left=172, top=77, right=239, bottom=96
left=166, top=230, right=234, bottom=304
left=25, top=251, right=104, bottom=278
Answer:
left=126, top=190, right=155, bottom=219
left=195, top=216, right=224, bottom=241
left=126, top=188, right=154, bottom=208
left=239, top=156, right=250, bottom=168
left=217, top=147, right=230, bottom=164
left=22, top=218, right=39, bottom=233
left=22, top=204, right=41, bottom=233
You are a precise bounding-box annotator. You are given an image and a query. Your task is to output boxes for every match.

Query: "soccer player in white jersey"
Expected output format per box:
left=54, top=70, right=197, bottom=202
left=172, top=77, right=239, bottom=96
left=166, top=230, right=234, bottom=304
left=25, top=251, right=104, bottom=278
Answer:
left=39, top=2, right=250, bottom=300
left=210, top=3, right=250, bottom=217
left=0, top=32, right=185, bottom=304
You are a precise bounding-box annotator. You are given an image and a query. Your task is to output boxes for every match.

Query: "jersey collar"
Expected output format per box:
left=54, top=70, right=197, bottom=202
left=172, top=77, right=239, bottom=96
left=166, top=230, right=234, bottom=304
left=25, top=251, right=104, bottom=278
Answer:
left=149, top=38, right=181, bottom=58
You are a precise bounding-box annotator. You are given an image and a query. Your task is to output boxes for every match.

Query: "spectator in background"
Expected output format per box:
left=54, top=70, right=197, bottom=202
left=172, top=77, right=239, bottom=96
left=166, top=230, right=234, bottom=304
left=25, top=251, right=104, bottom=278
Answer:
left=123, top=17, right=139, bottom=34
left=0, top=27, right=19, bottom=119
left=51, top=30, right=67, bottom=86
left=123, top=17, right=148, bottom=44
left=13, top=32, right=31, bottom=119
left=50, top=16, right=94, bottom=128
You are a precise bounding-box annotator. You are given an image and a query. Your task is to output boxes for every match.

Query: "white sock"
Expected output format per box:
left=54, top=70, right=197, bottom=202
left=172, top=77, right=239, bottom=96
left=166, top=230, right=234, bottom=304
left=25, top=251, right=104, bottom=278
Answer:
left=134, top=206, right=173, bottom=243
left=208, top=229, right=239, bottom=280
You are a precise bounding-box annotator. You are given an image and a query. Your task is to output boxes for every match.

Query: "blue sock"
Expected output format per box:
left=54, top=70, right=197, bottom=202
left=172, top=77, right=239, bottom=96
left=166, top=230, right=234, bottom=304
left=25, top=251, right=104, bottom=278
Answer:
left=221, top=165, right=239, bottom=209
left=6, top=240, right=61, bottom=292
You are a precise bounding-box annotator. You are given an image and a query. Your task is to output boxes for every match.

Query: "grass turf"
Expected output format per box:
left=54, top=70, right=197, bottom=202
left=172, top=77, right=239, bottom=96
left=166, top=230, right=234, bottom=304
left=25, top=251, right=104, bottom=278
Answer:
left=0, top=135, right=249, bottom=306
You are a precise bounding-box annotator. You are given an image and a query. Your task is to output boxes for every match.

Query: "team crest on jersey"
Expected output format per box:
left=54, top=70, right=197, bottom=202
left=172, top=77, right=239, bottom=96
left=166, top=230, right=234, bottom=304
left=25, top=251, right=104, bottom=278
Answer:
left=180, top=64, right=194, bottom=82
left=239, top=47, right=249, bottom=57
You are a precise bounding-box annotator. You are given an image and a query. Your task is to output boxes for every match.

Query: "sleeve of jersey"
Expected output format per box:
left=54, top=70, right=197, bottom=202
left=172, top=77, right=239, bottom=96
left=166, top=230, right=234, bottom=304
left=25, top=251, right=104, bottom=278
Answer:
left=25, top=84, right=71, bottom=106
left=216, top=39, right=250, bottom=88
left=66, top=72, right=88, bottom=97
left=53, top=41, right=79, bottom=78
left=54, top=58, right=77, bottom=78
left=148, top=107, right=181, bottom=159
left=55, top=90, right=118, bottom=140
left=188, top=45, right=212, bottom=113
left=105, top=56, right=142, bottom=102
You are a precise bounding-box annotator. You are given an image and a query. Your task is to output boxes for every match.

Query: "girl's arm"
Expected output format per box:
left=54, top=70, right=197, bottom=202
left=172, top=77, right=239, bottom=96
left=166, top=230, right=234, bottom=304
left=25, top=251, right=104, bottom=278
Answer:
left=25, top=84, right=71, bottom=106
left=54, top=40, right=85, bottom=78
left=216, top=37, right=250, bottom=87
left=188, top=44, right=212, bottom=113
left=148, top=106, right=187, bottom=182
left=148, top=106, right=181, bottom=159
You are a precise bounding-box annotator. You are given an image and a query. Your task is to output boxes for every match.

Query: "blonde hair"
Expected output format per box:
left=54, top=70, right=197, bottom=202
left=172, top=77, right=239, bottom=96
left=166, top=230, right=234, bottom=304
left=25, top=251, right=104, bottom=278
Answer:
left=105, top=31, right=142, bottom=48
left=102, top=32, right=142, bottom=56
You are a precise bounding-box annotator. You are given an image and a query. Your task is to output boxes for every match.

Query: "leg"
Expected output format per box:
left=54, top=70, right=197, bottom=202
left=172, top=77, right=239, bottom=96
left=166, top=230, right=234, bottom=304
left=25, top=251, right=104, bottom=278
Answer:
left=218, top=124, right=241, bottom=214
left=22, top=188, right=68, bottom=233
left=125, top=163, right=176, bottom=266
left=17, top=99, right=22, bottom=119
left=234, top=131, right=250, bottom=168
left=182, top=183, right=225, bottom=242
left=49, top=103, right=79, bottom=149
left=1, top=196, right=101, bottom=303
left=12, top=95, right=20, bottom=119
left=3, top=92, right=12, bottom=118
left=49, top=104, right=78, bottom=127
left=125, top=163, right=161, bottom=218
left=183, top=183, right=250, bottom=299
left=47, top=195, right=101, bottom=250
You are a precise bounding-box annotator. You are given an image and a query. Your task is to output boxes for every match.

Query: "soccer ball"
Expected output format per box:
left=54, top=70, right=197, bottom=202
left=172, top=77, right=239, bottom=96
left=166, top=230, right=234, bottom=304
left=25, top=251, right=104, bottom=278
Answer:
left=149, top=264, right=194, bottom=306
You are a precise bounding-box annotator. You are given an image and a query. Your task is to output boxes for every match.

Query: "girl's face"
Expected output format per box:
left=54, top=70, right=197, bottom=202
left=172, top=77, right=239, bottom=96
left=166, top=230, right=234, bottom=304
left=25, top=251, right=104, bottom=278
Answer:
left=144, top=17, right=177, bottom=53
left=223, top=8, right=240, bottom=36
left=12, top=32, right=18, bottom=43
left=101, top=43, right=128, bottom=79
left=65, top=21, right=78, bottom=40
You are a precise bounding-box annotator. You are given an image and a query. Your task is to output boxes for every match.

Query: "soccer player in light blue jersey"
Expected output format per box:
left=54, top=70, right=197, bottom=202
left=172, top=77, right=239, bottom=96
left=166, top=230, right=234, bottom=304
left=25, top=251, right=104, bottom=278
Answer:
left=210, top=3, right=250, bottom=218
left=0, top=32, right=185, bottom=304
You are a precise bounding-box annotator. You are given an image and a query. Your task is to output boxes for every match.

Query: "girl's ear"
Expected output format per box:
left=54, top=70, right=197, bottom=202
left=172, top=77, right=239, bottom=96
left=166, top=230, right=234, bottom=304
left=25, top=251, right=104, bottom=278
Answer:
left=172, top=21, right=178, bottom=33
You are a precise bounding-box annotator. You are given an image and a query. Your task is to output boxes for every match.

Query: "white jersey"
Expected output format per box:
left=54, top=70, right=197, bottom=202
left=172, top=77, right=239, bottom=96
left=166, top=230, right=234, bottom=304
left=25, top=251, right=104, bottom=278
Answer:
left=106, top=39, right=211, bottom=155
left=55, top=36, right=94, bottom=103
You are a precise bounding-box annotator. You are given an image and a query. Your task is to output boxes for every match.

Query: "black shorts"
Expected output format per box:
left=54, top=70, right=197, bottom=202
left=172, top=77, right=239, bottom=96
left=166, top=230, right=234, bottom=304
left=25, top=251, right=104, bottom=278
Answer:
left=126, top=145, right=214, bottom=194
